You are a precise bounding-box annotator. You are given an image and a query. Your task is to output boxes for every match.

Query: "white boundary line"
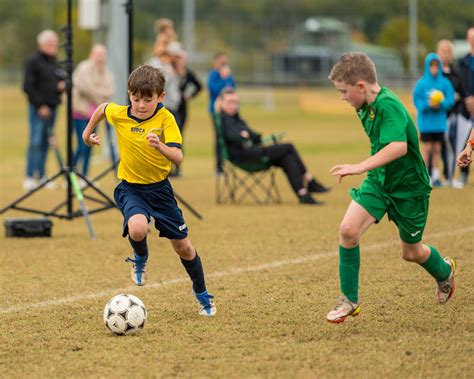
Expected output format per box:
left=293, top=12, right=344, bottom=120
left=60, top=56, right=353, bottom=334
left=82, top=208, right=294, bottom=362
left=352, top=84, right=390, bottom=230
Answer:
left=1, top=226, right=472, bottom=315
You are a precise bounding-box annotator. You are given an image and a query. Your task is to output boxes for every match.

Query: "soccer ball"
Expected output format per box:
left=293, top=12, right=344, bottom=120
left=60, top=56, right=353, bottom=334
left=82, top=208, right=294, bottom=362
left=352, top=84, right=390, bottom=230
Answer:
left=429, top=90, right=444, bottom=106
left=103, top=294, right=147, bottom=335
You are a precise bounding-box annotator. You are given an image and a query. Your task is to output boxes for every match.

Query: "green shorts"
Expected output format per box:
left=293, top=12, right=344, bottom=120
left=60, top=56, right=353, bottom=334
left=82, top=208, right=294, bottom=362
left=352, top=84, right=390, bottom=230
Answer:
left=350, top=179, right=430, bottom=244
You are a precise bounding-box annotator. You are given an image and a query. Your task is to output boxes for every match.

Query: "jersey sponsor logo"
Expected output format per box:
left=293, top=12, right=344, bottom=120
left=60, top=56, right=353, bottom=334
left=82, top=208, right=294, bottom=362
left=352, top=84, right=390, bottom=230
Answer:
left=131, top=126, right=145, bottom=134
left=410, top=230, right=421, bottom=237
left=179, top=223, right=187, bottom=231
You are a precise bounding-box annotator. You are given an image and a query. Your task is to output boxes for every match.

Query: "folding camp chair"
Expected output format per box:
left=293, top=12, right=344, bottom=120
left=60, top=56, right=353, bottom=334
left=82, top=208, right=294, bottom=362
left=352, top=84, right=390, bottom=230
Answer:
left=214, top=113, right=281, bottom=205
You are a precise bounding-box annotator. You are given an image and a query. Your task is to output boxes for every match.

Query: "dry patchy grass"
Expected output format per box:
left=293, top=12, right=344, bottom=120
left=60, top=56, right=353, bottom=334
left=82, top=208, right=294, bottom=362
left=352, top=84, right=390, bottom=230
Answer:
left=0, top=85, right=472, bottom=378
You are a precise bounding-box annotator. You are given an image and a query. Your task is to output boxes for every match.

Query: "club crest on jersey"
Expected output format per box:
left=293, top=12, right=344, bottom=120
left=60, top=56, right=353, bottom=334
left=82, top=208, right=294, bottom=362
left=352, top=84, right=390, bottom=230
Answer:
left=131, top=126, right=145, bottom=134
left=149, top=128, right=163, bottom=137
left=368, top=107, right=375, bottom=120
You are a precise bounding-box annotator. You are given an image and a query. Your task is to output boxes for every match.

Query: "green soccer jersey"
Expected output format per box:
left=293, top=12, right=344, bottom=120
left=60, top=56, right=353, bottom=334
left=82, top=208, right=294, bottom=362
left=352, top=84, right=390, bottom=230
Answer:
left=356, top=87, right=431, bottom=198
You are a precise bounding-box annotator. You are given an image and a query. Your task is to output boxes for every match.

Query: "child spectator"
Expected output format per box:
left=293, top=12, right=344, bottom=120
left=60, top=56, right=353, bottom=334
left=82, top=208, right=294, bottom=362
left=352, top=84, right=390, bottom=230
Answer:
left=413, top=53, right=455, bottom=187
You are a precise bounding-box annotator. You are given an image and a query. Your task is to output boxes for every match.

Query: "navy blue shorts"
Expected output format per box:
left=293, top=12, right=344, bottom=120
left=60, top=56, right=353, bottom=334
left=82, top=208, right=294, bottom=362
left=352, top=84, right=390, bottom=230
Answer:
left=114, top=179, right=188, bottom=240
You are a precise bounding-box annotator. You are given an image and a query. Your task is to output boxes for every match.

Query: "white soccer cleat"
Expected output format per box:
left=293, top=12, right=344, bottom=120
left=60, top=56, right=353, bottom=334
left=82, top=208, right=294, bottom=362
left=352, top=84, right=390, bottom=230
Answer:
left=326, top=295, right=361, bottom=323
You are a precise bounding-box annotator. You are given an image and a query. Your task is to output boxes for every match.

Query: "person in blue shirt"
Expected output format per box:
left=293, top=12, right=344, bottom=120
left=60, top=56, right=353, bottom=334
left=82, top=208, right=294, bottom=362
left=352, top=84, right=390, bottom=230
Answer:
left=208, top=52, right=236, bottom=173
left=413, top=52, right=455, bottom=187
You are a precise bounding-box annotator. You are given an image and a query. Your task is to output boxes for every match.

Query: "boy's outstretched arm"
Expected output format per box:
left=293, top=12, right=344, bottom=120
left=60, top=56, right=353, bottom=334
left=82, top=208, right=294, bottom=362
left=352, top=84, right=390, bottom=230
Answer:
left=330, top=141, right=407, bottom=183
left=82, top=103, right=107, bottom=147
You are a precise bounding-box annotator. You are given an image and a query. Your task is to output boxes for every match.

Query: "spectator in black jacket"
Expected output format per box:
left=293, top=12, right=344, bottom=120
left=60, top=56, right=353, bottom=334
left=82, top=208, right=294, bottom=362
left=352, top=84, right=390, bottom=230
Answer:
left=218, top=88, right=330, bottom=205
left=176, top=51, right=202, bottom=135
left=171, top=50, right=202, bottom=177
left=22, top=29, right=65, bottom=191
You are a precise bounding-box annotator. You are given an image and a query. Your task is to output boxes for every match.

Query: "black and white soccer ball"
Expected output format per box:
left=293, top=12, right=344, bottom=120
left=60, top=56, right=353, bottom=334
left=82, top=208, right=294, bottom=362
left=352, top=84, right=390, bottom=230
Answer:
left=103, top=294, right=147, bottom=335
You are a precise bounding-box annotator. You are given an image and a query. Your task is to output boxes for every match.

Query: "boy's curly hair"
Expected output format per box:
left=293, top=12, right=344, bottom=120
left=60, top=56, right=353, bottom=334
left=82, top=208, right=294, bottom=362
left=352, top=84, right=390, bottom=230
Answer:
left=329, top=52, right=377, bottom=85
left=128, top=65, right=165, bottom=98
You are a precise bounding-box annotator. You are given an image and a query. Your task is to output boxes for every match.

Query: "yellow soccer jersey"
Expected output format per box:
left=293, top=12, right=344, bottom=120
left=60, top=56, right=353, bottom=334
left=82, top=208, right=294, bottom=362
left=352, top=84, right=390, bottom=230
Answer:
left=105, top=102, right=182, bottom=184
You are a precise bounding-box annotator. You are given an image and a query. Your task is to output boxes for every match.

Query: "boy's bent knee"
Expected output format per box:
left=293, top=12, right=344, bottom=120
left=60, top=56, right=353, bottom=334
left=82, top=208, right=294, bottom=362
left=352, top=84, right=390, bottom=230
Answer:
left=128, top=227, right=147, bottom=241
left=128, top=215, right=148, bottom=241
left=339, top=222, right=360, bottom=247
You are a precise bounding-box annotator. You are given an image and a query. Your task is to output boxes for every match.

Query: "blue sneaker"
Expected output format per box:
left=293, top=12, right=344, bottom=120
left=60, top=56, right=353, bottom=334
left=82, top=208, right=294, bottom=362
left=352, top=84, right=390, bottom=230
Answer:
left=194, top=290, right=217, bottom=316
left=125, top=254, right=148, bottom=286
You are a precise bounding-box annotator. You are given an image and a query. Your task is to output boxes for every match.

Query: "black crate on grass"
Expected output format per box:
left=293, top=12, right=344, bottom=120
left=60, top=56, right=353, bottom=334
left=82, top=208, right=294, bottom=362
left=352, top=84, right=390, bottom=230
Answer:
left=4, top=218, right=53, bottom=237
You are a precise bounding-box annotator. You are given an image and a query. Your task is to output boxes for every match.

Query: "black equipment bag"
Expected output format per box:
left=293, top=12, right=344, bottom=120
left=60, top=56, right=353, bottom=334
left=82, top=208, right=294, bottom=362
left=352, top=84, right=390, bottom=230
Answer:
left=4, top=218, right=53, bottom=237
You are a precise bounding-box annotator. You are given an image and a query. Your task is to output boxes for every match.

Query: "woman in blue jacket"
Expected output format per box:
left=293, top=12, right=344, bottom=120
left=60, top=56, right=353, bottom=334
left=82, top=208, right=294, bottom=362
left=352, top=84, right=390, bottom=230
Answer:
left=413, top=52, right=455, bottom=186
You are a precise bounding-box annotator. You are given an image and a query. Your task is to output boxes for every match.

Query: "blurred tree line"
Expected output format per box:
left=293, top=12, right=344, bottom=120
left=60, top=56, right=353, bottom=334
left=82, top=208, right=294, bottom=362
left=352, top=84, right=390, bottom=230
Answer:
left=1, top=0, right=473, bottom=81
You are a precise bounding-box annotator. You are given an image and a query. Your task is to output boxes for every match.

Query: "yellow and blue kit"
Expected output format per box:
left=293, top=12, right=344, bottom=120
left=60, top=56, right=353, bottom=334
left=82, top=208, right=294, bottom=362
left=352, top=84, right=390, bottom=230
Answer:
left=105, top=102, right=182, bottom=184
left=105, top=102, right=187, bottom=239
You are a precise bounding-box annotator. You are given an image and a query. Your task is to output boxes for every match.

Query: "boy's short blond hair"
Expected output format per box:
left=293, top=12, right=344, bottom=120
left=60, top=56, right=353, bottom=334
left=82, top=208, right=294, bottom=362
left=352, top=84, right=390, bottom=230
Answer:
left=328, top=52, right=378, bottom=85
left=128, top=65, right=165, bottom=98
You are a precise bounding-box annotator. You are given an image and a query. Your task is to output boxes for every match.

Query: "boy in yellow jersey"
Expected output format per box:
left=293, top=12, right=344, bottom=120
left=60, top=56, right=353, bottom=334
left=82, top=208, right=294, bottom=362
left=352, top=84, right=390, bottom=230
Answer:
left=326, top=52, right=455, bottom=323
left=82, top=65, right=216, bottom=316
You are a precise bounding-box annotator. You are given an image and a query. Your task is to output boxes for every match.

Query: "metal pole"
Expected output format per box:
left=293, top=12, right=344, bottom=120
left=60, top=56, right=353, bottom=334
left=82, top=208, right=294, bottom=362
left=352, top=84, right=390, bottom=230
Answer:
left=409, top=0, right=418, bottom=78
left=66, top=0, right=74, bottom=216
left=107, top=0, right=128, bottom=105
left=126, top=0, right=133, bottom=75
left=183, top=0, right=195, bottom=63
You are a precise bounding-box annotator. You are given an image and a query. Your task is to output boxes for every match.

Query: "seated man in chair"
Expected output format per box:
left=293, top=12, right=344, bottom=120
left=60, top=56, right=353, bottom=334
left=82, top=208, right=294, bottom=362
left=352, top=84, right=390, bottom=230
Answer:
left=218, top=88, right=329, bottom=205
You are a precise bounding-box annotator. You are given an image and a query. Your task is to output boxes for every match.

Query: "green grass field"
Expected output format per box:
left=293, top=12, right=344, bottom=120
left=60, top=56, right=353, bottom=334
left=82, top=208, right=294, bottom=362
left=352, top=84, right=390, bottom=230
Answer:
left=0, top=85, right=472, bottom=378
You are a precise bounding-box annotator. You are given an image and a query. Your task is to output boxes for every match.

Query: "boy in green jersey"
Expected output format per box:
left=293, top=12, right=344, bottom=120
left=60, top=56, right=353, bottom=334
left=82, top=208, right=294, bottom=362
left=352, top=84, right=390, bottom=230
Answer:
left=326, top=52, right=456, bottom=323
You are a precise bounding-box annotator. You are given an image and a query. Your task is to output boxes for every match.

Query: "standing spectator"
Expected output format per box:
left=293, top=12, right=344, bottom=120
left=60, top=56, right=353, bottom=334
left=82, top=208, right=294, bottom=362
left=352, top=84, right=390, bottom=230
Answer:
left=172, top=50, right=202, bottom=176
left=22, top=29, right=65, bottom=191
left=149, top=42, right=182, bottom=125
left=208, top=52, right=236, bottom=174
left=176, top=51, right=202, bottom=137
left=149, top=42, right=185, bottom=177
left=455, top=27, right=474, bottom=187
left=436, top=39, right=462, bottom=184
left=153, top=18, right=177, bottom=59
left=413, top=53, right=455, bottom=187
left=72, top=44, right=115, bottom=179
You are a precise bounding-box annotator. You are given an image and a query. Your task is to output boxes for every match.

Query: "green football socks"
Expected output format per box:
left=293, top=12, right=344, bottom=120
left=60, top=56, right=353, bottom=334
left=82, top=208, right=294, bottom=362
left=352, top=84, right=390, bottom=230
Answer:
left=339, top=245, right=360, bottom=303
left=420, top=245, right=451, bottom=281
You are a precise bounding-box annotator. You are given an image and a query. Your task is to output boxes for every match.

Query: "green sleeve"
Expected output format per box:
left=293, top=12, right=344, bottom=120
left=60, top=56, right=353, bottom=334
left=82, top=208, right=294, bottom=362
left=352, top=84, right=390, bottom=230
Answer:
left=379, top=102, right=408, bottom=146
